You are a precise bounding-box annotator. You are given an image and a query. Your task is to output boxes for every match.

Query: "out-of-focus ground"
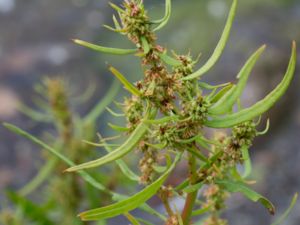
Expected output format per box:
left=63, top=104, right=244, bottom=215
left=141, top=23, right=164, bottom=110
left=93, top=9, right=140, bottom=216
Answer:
left=0, top=0, right=299, bottom=224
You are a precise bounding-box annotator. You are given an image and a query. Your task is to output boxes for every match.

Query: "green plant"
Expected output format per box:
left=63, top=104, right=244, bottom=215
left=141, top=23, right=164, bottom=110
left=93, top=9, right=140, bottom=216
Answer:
left=2, top=0, right=298, bottom=225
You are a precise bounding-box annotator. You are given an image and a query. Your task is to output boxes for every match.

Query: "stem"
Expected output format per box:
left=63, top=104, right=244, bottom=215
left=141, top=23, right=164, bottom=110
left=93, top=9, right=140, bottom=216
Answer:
left=181, top=152, right=198, bottom=225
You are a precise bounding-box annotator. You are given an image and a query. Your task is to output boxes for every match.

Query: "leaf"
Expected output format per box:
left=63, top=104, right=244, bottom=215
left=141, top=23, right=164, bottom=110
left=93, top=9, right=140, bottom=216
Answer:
left=79, top=153, right=181, bottom=221
left=18, top=104, right=52, bottom=122
left=73, top=39, right=137, bottom=55
left=204, top=42, right=297, bottom=128
left=3, top=123, right=109, bottom=193
left=181, top=0, right=237, bottom=80
left=103, top=24, right=126, bottom=33
left=186, top=146, right=209, bottom=163
left=216, top=180, right=275, bottom=215
left=101, top=139, right=140, bottom=182
left=124, top=213, right=141, bottom=225
left=152, top=0, right=171, bottom=32
left=271, top=193, right=298, bottom=225
left=112, top=14, right=122, bottom=30
left=257, top=119, right=270, bottom=136
left=109, top=2, right=125, bottom=13
left=159, top=52, right=182, bottom=67
left=66, top=108, right=157, bottom=172
left=108, top=66, right=142, bottom=96
left=191, top=206, right=211, bottom=216
left=209, top=84, right=234, bottom=103
left=108, top=123, right=130, bottom=132
left=141, top=36, right=151, bottom=54
left=106, top=107, right=124, bottom=117
left=208, top=45, right=266, bottom=115
left=144, top=115, right=179, bottom=125
left=198, top=82, right=231, bottom=90
left=6, top=191, right=55, bottom=225
left=182, top=181, right=204, bottom=194
left=84, top=78, right=120, bottom=124
left=241, top=145, right=252, bottom=178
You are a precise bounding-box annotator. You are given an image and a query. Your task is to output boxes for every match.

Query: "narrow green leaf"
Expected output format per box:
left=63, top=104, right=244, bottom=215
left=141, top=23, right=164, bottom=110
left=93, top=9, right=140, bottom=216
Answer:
left=159, top=52, right=182, bottom=67
left=181, top=0, right=237, bottom=80
left=106, top=107, right=124, bottom=117
left=18, top=103, right=52, bottom=122
left=3, top=123, right=109, bottom=193
left=112, top=15, right=122, bottom=30
left=144, top=115, right=179, bottom=125
left=191, top=206, right=211, bottom=216
left=271, top=193, right=298, bottom=225
left=109, top=2, right=125, bottom=13
left=257, top=119, right=270, bottom=136
left=205, top=42, right=297, bottom=128
left=136, top=218, right=156, bottom=225
left=125, top=213, right=141, bottom=225
left=183, top=181, right=204, bottom=193
left=145, top=142, right=167, bottom=150
left=103, top=24, right=126, bottom=33
left=209, top=83, right=234, bottom=103
left=108, top=123, right=130, bottom=132
left=141, top=36, right=151, bottom=54
left=216, top=180, right=275, bottom=215
left=241, top=145, right=252, bottom=178
left=152, top=0, right=171, bottom=32
left=79, top=154, right=181, bottom=221
left=101, top=139, right=140, bottom=182
left=66, top=108, right=157, bottom=172
left=73, top=39, right=137, bottom=55
left=198, top=82, right=231, bottom=90
left=186, top=146, right=209, bottom=163
left=175, top=179, right=189, bottom=191
left=84, top=78, right=120, bottom=124
left=208, top=45, right=266, bottom=115
left=108, top=66, right=141, bottom=96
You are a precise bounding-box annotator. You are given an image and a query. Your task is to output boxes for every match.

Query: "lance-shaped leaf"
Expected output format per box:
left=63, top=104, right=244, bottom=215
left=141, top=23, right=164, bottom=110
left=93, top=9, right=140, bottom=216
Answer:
left=109, top=2, right=125, bottom=13
left=198, top=82, right=231, bottom=90
left=3, top=123, right=109, bottom=193
left=18, top=103, right=52, bottom=122
left=208, top=45, right=266, bottom=115
left=216, top=180, right=275, bottom=215
left=271, top=193, right=298, bottom=225
left=205, top=42, right=297, bottom=128
left=108, top=66, right=141, bottom=96
left=152, top=0, right=171, bottom=32
left=241, top=145, right=252, bottom=178
left=108, top=123, right=130, bottom=132
left=181, top=0, right=237, bottom=80
left=101, top=139, right=140, bottom=182
left=141, top=36, right=151, bottom=54
left=73, top=39, right=137, bottom=55
left=66, top=108, right=157, bottom=172
left=79, top=153, right=181, bottom=221
left=209, top=83, right=234, bottom=103
left=159, top=52, right=182, bottom=67
left=124, top=213, right=141, bottom=225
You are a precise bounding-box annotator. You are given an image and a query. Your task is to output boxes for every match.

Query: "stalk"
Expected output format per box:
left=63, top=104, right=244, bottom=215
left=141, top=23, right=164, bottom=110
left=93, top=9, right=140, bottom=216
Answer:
left=181, top=150, right=198, bottom=225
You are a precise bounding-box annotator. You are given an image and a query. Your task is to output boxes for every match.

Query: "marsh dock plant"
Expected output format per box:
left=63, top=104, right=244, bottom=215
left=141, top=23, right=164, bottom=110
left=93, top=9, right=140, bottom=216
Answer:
left=3, top=0, right=298, bottom=224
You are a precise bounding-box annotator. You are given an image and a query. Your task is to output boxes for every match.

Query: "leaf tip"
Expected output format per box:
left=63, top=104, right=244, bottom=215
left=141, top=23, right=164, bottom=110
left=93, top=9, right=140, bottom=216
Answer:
left=72, top=39, right=82, bottom=44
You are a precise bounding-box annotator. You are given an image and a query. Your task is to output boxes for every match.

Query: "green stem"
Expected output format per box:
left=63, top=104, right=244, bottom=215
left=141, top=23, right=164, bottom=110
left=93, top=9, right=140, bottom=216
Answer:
left=181, top=151, right=198, bottom=225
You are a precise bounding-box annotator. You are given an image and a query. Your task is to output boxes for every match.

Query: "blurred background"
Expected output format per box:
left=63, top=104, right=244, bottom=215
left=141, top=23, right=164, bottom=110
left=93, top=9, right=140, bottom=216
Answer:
left=0, top=0, right=299, bottom=224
